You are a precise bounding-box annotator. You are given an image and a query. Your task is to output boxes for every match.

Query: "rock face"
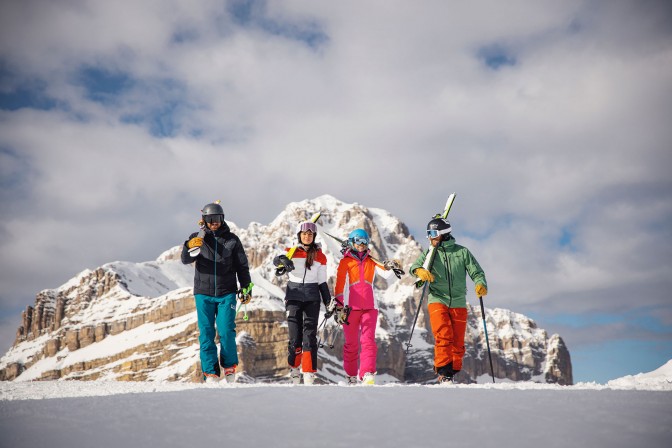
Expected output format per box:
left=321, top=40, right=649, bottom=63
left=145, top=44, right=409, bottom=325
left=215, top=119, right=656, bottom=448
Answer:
left=0, top=195, right=572, bottom=384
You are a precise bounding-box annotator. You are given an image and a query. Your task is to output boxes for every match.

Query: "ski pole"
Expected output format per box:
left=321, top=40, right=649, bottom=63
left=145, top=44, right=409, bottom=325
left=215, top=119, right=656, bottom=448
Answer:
left=316, top=314, right=330, bottom=348
left=236, top=283, right=253, bottom=321
left=405, top=282, right=429, bottom=354
left=320, top=321, right=337, bottom=349
left=235, top=302, right=249, bottom=321
left=479, top=296, right=495, bottom=383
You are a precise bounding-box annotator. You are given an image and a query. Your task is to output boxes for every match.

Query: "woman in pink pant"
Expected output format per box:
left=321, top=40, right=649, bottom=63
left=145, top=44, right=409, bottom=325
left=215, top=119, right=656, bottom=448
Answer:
left=333, top=229, right=398, bottom=385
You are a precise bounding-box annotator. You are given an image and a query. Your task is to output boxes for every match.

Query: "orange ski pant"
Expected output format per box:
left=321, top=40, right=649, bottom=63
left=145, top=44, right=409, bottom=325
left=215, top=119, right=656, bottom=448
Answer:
left=428, top=303, right=468, bottom=371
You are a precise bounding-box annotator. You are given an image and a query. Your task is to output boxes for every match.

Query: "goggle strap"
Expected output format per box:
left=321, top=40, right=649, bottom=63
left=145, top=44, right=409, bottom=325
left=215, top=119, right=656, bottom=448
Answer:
left=427, top=228, right=451, bottom=237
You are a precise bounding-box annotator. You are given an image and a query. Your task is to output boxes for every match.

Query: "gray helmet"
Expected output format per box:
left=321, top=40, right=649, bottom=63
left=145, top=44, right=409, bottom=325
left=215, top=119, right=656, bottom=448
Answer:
left=202, top=203, right=224, bottom=216
left=202, top=202, right=225, bottom=224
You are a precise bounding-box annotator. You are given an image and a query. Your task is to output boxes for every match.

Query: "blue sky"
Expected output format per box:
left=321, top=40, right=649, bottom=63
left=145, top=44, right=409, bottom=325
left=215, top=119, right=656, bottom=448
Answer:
left=1, top=0, right=671, bottom=384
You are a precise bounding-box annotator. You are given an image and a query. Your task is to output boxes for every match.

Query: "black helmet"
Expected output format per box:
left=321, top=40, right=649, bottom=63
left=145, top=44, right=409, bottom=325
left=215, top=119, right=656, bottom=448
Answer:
left=426, top=218, right=452, bottom=239
left=202, top=202, right=225, bottom=224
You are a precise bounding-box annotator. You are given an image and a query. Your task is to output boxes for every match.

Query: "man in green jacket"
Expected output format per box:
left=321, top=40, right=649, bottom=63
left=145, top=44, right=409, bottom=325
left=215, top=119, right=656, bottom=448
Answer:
left=410, top=217, right=487, bottom=383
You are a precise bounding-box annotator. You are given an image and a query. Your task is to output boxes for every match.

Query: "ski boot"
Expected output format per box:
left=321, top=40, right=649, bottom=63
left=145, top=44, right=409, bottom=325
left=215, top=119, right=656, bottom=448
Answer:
left=223, top=366, right=236, bottom=384
left=347, top=376, right=358, bottom=385
left=361, top=372, right=376, bottom=386
left=437, top=374, right=454, bottom=385
left=204, top=373, right=220, bottom=384
left=436, top=363, right=454, bottom=385
left=289, top=367, right=301, bottom=385
left=303, top=372, right=316, bottom=385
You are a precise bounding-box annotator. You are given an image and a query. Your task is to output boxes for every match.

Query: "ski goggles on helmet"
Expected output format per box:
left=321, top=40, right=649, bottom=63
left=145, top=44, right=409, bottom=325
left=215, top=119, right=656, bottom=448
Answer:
left=350, top=236, right=369, bottom=246
left=204, top=214, right=224, bottom=224
left=298, top=222, right=317, bottom=233
left=426, top=228, right=450, bottom=239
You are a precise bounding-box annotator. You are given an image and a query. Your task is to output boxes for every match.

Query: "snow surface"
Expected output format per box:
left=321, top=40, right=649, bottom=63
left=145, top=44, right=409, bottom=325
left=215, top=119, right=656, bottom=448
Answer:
left=1, top=376, right=670, bottom=448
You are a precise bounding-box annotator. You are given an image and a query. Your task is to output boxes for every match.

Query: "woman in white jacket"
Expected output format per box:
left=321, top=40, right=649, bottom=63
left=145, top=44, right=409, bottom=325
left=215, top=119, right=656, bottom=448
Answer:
left=273, top=221, right=331, bottom=385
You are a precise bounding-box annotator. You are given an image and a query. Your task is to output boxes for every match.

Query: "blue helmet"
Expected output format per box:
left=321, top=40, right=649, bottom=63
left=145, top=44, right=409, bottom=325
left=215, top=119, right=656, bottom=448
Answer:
left=348, top=229, right=370, bottom=248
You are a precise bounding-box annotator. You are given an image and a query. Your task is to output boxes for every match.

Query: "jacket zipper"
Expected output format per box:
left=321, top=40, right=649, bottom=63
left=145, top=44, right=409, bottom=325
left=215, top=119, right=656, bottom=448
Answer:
left=302, top=251, right=308, bottom=284
left=441, top=246, right=453, bottom=307
left=214, top=236, right=218, bottom=295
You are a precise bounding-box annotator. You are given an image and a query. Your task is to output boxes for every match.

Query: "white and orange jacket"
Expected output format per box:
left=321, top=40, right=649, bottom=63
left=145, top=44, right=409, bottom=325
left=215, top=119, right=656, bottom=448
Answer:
left=334, top=249, right=395, bottom=310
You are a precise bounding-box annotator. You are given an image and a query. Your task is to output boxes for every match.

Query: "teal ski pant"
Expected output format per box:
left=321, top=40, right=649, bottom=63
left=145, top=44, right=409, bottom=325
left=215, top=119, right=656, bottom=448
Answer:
left=194, top=293, right=238, bottom=376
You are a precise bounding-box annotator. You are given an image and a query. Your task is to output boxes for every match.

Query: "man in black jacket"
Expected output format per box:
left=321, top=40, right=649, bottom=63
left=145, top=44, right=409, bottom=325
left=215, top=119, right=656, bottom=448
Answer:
left=181, top=201, right=252, bottom=383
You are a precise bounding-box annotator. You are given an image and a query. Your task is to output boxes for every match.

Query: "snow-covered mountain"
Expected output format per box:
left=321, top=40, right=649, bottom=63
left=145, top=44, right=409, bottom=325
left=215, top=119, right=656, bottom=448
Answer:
left=0, top=195, right=572, bottom=384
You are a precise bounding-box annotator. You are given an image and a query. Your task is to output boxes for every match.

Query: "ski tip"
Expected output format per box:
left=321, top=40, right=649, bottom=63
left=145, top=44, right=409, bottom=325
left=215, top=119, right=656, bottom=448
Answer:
left=310, top=212, right=322, bottom=223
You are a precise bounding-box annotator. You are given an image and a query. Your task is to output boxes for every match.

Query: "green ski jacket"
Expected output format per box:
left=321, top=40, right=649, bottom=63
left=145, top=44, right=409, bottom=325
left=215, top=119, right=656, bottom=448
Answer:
left=410, top=238, right=487, bottom=309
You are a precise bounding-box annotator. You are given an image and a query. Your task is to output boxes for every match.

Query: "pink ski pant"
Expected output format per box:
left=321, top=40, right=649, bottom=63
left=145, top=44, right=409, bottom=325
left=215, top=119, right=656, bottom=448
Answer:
left=342, top=309, right=378, bottom=379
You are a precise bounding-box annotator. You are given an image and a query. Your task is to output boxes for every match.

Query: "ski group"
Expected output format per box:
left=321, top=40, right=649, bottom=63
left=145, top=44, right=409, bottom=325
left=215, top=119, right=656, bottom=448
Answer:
left=181, top=194, right=489, bottom=386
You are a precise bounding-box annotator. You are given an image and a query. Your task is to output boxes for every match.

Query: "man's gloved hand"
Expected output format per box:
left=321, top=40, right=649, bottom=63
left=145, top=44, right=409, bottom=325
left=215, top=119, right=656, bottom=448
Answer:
left=238, top=283, right=254, bottom=304
left=475, top=284, right=488, bottom=297
left=414, top=268, right=435, bottom=283
left=187, top=237, right=203, bottom=249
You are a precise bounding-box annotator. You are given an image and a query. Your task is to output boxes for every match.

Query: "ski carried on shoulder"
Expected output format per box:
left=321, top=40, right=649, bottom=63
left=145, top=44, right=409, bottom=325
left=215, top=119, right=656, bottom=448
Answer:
left=415, top=193, right=456, bottom=288
left=323, top=232, right=404, bottom=279
left=275, top=212, right=321, bottom=275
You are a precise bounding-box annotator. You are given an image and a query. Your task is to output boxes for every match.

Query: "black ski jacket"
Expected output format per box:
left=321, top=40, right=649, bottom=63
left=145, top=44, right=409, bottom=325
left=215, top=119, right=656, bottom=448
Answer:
left=181, top=222, right=252, bottom=297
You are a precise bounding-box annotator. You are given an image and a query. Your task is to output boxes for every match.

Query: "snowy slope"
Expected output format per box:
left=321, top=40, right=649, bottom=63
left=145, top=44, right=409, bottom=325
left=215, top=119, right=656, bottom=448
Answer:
left=2, top=358, right=670, bottom=401
left=1, top=364, right=671, bottom=448
left=607, top=359, right=672, bottom=390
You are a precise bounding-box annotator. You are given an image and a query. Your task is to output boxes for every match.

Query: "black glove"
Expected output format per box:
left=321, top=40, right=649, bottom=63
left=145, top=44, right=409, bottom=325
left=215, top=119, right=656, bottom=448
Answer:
left=273, top=255, right=295, bottom=275
left=237, top=284, right=253, bottom=304
left=324, top=299, right=338, bottom=319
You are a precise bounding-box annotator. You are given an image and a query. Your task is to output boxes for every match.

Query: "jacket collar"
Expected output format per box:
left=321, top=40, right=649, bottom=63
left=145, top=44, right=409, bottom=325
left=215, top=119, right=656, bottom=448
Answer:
left=438, top=238, right=455, bottom=249
left=345, top=248, right=369, bottom=261
left=207, top=221, right=231, bottom=237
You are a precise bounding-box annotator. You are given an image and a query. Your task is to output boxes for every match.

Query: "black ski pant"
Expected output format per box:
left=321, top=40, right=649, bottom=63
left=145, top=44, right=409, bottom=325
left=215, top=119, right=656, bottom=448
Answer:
left=286, top=300, right=321, bottom=371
